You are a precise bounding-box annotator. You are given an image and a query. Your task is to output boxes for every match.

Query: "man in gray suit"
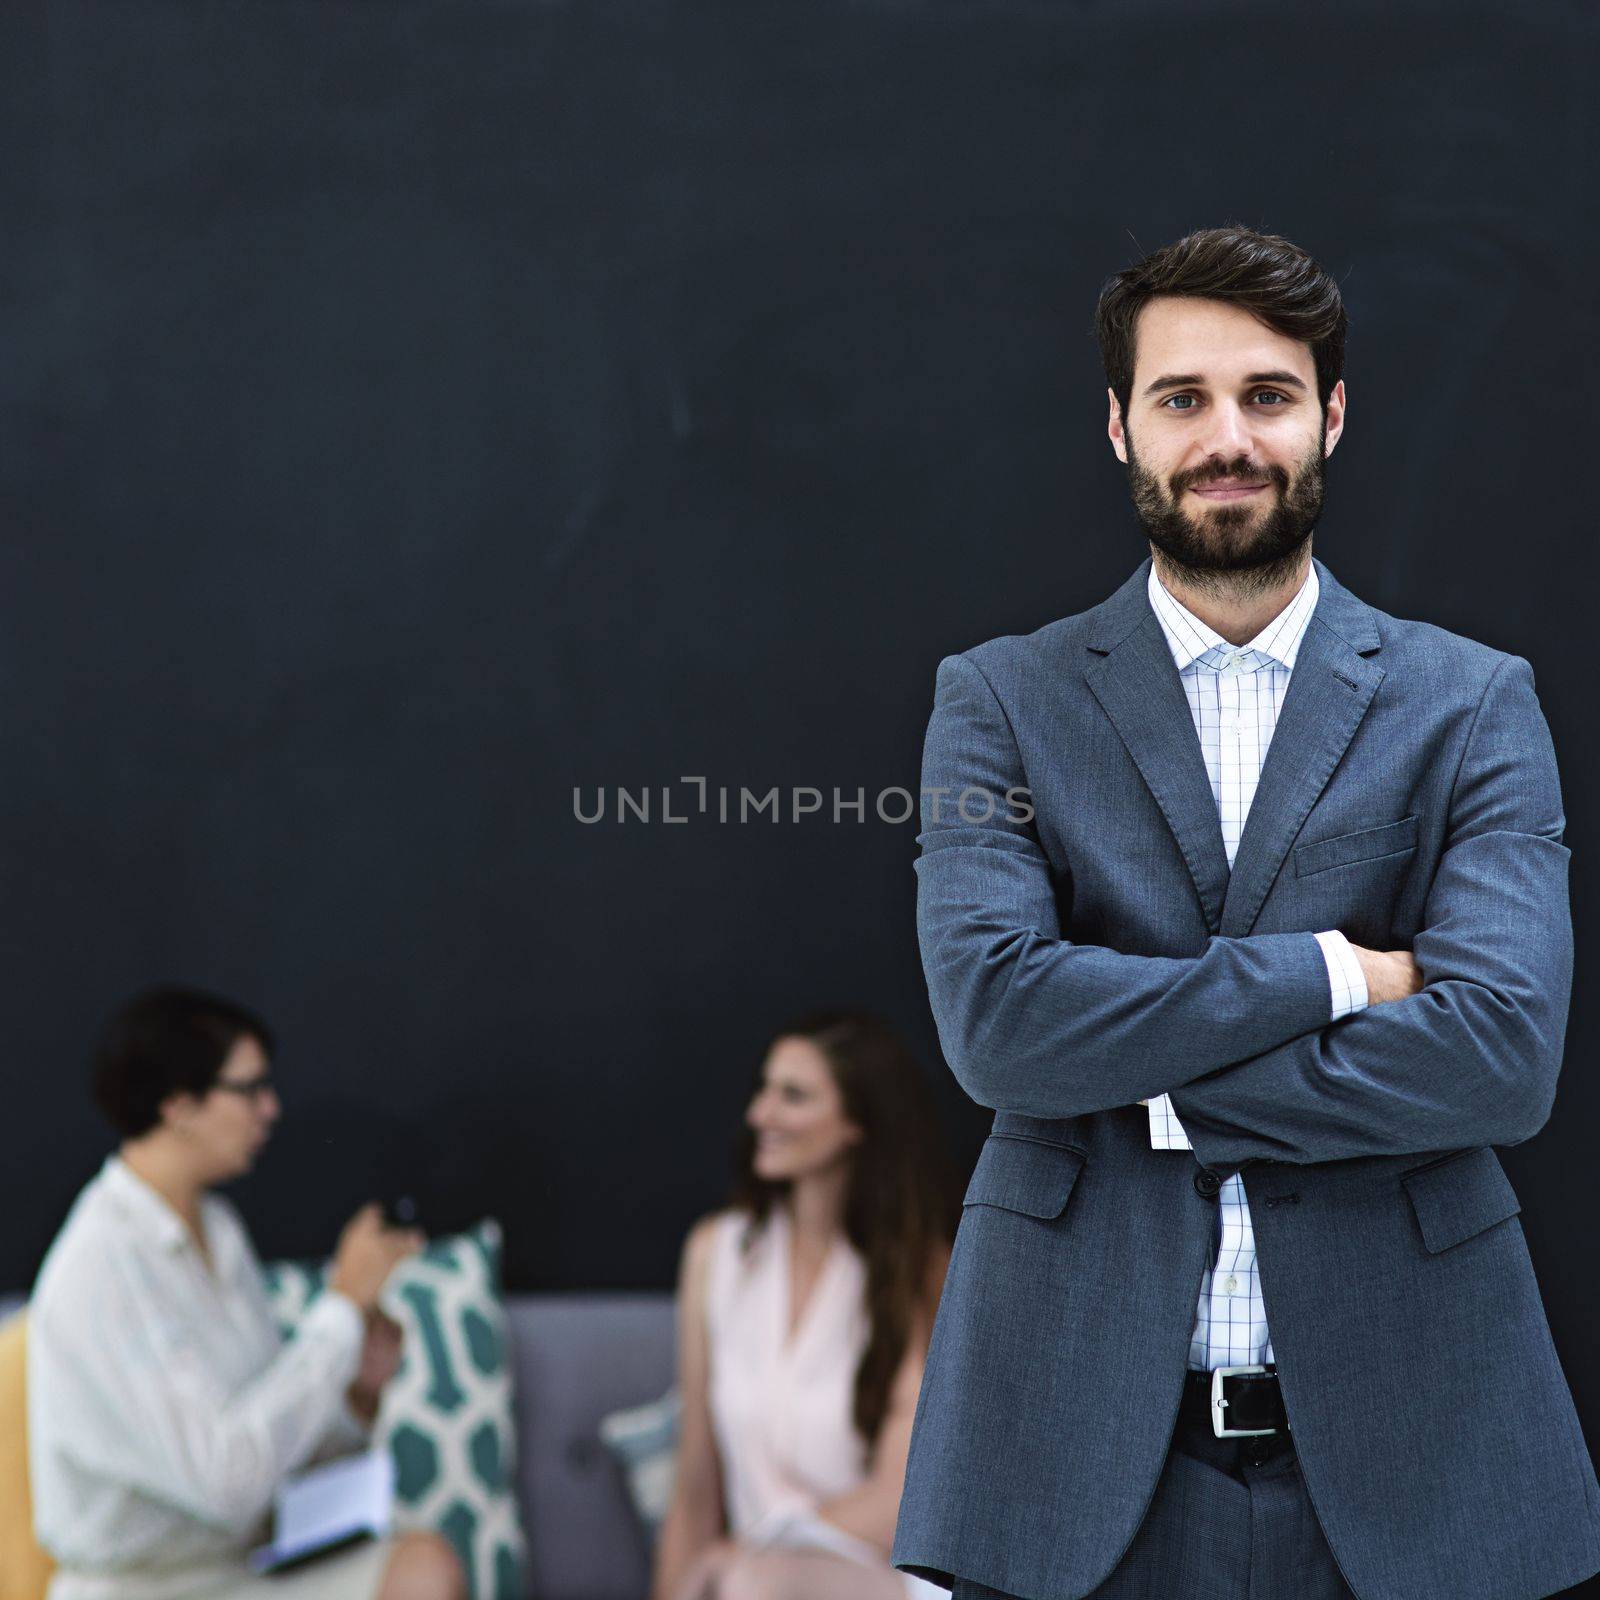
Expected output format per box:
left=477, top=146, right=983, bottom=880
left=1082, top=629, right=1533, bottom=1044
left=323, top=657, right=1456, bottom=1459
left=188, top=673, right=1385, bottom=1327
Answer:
left=891, top=226, right=1600, bottom=1600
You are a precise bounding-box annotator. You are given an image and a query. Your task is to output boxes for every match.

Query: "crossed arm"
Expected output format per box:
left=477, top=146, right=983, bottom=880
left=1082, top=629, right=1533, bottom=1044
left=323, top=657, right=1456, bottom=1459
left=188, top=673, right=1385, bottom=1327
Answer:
left=916, top=650, right=1573, bottom=1165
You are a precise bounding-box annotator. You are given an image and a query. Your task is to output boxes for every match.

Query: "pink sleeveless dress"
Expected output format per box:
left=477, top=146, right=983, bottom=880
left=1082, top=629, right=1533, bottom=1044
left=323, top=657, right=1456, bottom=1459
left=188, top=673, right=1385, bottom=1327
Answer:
left=703, top=1206, right=944, bottom=1598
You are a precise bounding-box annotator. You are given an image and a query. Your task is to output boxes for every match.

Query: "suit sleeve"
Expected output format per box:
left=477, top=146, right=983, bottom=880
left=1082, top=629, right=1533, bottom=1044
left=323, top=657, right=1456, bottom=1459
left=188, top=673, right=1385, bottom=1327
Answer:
left=916, top=652, right=1337, bottom=1119
left=1168, top=653, right=1572, bottom=1165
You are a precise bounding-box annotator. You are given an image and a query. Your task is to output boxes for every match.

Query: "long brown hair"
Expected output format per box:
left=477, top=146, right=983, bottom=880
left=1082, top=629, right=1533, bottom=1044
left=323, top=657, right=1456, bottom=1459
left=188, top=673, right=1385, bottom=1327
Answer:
left=729, top=1009, right=956, bottom=1453
left=1094, top=224, right=1347, bottom=420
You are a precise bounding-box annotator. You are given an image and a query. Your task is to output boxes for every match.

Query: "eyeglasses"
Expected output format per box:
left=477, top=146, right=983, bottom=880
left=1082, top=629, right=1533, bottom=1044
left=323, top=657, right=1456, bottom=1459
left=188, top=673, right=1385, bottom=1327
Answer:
left=211, top=1074, right=277, bottom=1102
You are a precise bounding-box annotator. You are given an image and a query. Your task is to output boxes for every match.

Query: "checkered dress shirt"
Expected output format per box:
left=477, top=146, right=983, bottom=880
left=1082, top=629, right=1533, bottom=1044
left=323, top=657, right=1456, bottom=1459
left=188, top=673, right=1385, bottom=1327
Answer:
left=1143, top=560, right=1369, bottom=1370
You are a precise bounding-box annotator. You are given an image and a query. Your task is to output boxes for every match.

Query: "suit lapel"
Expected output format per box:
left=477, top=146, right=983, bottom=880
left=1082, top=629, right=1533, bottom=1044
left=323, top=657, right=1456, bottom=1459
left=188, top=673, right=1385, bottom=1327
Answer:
left=1084, top=555, right=1385, bottom=937
left=1085, top=569, right=1232, bottom=932
left=1218, top=598, right=1386, bottom=936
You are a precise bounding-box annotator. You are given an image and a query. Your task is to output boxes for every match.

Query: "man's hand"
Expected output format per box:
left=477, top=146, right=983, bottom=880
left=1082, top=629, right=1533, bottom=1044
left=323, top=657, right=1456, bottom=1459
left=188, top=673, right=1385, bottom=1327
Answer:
left=329, top=1203, right=424, bottom=1314
left=347, top=1310, right=404, bottom=1425
left=1348, top=944, right=1425, bottom=1006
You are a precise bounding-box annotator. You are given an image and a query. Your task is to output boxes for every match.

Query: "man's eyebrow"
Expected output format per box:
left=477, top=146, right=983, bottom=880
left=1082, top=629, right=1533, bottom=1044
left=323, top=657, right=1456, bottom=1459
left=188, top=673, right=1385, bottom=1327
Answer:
left=1141, top=370, right=1309, bottom=397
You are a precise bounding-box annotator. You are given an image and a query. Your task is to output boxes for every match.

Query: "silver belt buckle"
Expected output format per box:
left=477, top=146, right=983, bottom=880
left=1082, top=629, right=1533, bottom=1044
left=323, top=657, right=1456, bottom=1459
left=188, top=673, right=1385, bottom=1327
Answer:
left=1211, top=1364, right=1280, bottom=1437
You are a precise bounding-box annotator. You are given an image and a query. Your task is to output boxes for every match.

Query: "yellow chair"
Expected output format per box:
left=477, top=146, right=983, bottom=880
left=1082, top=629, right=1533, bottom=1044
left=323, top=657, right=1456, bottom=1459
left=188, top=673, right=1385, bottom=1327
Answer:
left=0, top=1311, right=56, bottom=1600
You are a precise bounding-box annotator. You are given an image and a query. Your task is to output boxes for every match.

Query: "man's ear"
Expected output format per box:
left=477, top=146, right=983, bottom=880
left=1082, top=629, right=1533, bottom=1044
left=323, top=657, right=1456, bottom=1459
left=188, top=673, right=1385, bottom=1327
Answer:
left=1322, top=378, right=1346, bottom=458
left=1108, top=387, right=1129, bottom=465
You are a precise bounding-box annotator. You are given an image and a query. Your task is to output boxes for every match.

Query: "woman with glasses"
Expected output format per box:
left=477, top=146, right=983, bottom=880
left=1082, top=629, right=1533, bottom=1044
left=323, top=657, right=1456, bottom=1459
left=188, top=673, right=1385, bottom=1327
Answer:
left=652, top=1010, right=956, bottom=1600
left=26, top=986, right=465, bottom=1600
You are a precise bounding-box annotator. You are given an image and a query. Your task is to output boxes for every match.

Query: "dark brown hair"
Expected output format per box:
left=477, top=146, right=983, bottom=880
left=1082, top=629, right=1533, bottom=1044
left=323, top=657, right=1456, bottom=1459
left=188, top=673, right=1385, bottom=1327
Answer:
left=729, top=1010, right=956, bottom=1454
left=92, top=985, right=274, bottom=1138
left=1094, top=225, right=1347, bottom=419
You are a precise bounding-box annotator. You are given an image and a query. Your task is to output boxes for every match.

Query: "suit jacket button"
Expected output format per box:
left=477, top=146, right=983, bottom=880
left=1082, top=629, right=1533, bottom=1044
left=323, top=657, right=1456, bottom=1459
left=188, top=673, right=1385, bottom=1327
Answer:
left=1194, top=1167, right=1222, bottom=1198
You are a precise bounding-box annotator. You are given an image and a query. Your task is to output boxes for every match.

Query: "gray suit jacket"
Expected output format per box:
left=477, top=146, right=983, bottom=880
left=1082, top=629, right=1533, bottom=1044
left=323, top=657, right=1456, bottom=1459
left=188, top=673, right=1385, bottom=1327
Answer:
left=892, top=555, right=1600, bottom=1600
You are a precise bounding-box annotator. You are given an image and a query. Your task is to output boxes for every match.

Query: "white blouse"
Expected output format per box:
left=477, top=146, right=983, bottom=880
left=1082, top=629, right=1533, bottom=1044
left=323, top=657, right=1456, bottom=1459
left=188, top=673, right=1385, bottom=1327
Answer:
left=703, top=1205, right=945, bottom=1597
left=27, top=1156, right=367, bottom=1600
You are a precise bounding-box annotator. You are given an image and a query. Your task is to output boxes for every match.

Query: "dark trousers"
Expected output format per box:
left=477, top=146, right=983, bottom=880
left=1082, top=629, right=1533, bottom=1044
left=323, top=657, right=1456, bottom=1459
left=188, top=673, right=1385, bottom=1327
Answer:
left=955, top=1386, right=1355, bottom=1600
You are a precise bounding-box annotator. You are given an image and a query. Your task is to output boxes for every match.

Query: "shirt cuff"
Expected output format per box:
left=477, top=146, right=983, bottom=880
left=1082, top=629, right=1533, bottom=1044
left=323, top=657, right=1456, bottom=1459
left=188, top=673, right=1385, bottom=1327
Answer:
left=1313, top=929, right=1369, bottom=1021
left=1145, top=1093, right=1192, bottom=1150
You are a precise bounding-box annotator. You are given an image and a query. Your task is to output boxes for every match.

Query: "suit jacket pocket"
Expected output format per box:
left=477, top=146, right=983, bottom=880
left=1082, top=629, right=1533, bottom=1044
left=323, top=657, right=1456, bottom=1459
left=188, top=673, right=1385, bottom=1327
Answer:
left=1401, top=1146, right=1522, bottom=1253
left=962, top=1134, right=1086, bottom=1219
left=1295, top=813, right=1419, bottom=877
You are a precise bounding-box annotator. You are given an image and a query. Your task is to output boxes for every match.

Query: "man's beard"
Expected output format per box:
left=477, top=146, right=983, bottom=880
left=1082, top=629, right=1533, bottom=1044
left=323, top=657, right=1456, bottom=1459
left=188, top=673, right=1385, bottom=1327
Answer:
left=1124, top=424, right=1327, bottom=599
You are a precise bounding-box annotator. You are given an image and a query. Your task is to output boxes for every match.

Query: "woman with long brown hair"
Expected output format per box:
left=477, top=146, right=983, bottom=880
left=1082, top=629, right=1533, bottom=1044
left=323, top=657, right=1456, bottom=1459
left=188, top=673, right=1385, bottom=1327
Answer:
left=651, top=1011, right=956, bottom=1600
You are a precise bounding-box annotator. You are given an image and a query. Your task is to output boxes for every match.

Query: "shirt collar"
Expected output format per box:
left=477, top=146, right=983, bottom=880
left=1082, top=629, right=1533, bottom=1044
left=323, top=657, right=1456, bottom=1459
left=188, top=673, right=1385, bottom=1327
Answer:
left=100, top=1153, right=195, bottom=1254
left=1147, top=559, right=1319, bottom=674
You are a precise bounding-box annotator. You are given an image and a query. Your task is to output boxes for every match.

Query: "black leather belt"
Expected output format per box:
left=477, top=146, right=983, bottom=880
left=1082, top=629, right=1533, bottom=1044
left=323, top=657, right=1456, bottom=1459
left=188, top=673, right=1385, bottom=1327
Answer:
left=1181, top=1363, right=1290, bottom=1437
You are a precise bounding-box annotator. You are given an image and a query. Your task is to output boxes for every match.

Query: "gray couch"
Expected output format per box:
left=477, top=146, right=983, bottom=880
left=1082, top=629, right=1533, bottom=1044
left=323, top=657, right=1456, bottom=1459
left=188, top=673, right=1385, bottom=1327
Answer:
left=2, top=1291, right=678, bottom=1600
left=509, top=1295, right=676, bottom=1600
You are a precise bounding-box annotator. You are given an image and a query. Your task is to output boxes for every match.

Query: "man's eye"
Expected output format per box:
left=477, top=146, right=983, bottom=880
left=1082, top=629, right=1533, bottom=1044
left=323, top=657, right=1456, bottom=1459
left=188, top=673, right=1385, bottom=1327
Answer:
left=1160, top=390, right=1288, bottom=412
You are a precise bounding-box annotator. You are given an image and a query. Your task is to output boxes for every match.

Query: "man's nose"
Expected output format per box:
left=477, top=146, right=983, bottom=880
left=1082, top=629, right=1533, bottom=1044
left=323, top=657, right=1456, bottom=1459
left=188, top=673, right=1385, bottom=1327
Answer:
left=1197, top=399, right=1255, bottom=461
left=260, top=1090, right=282, bottom=1123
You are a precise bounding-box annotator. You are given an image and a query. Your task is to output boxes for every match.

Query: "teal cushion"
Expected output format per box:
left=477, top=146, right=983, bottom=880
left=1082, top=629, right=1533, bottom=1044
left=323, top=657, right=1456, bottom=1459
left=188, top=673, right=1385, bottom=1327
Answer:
left=262, top=1219, right=526, bottom=1600
left=597, top=1387, right=680, bottom=1545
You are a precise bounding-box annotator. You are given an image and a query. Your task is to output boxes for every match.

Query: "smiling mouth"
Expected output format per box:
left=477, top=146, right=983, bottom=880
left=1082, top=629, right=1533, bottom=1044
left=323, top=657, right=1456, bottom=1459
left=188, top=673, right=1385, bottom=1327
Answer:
left=1189, top=481, right=1269, bottom=500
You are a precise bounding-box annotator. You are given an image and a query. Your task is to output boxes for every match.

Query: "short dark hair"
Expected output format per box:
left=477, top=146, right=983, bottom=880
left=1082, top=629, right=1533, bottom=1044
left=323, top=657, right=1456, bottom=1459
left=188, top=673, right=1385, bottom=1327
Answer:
left=1094, top=225, right=1347, bottom=420
left=91, top=986, right=275, bottom=1139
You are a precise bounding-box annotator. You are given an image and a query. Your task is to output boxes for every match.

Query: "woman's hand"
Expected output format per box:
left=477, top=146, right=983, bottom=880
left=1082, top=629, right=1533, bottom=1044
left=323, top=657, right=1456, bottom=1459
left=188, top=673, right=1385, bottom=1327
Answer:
left=347, top=1310, right=404, bottom=1423
left=667, top=1537, right=743, bottom=1600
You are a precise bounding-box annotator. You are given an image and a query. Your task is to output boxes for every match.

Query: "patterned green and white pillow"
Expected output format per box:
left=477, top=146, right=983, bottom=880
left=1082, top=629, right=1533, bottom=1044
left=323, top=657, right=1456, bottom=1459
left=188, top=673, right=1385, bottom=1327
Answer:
left=262, top=1219, right=526, bottom=1600
left=597, top=1387, right=680, bottom=1546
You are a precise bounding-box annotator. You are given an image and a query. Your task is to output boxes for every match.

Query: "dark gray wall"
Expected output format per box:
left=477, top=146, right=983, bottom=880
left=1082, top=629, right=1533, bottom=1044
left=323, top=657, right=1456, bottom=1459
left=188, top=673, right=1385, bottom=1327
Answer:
left=3, top=0, right=1597, bottom=1437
